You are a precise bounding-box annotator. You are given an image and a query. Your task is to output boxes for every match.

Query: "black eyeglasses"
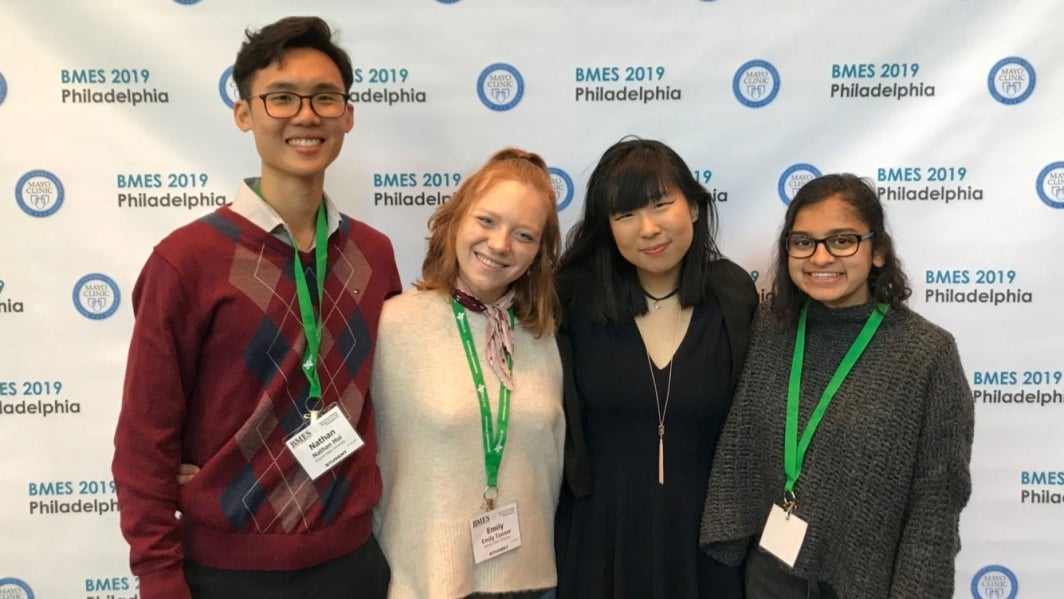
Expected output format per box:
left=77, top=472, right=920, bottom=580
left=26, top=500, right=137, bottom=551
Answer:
left=252, top=91, right=350, bottom=118
left=784, top=232, right=874, bottom=258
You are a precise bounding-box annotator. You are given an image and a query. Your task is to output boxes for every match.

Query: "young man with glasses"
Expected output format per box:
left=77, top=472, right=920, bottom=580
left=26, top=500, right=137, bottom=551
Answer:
left=112, top=17, right=400, bottom=599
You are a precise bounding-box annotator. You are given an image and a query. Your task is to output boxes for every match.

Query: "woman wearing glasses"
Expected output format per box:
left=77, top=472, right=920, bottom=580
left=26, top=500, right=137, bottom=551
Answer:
left=700, top=173, right=974, bottom=598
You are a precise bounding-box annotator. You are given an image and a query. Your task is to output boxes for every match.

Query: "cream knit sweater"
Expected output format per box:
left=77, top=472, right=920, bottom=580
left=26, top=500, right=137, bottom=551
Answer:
left=372, top=289, right=564, bottom=598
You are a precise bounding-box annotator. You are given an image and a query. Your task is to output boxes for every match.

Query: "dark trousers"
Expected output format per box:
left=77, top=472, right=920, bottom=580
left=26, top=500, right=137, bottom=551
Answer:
left=745, top=547, right=837, bottom=599
left=183, top=534, right=390, bottom=599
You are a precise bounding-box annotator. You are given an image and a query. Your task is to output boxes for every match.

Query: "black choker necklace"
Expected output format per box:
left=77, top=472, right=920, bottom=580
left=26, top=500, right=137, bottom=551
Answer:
left=642, top=287, right=680, bottom=309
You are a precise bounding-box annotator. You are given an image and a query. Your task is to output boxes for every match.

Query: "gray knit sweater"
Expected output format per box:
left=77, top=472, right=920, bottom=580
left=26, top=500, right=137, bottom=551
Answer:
left=701, top=301, right=973, bottom=598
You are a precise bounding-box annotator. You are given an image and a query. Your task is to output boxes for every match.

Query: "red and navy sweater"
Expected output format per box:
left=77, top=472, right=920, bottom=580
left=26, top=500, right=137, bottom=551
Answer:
left=113, top=205, right=401, bottom=598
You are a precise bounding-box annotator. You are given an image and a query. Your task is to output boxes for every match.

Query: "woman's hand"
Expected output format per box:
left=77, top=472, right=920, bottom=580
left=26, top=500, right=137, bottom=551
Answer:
left=176, top=463, right=200, bottom=485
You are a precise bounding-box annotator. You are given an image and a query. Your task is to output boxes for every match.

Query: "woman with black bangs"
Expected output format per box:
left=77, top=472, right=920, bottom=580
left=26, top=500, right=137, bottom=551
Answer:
left=553, top=138, right=757, bottom=597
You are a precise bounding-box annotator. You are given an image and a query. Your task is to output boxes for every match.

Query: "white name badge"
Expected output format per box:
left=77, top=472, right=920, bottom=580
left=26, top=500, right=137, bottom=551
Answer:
left=758, top=503, right=808, bottom=568
left=469, top=501, right=522, bottom=565
left=285, top=405, right=364, bottom=480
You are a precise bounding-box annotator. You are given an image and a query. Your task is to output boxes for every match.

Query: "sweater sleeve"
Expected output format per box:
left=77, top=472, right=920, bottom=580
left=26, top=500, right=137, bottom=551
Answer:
left=706, top=258, right=759, bottom=393
left=700, top=304, right=775, bottom=565
left=112, top=252, right=198, bottom=599
left=556, top=312, right=592, bottom=498
left=889, top=335, right=974, bottom=598
left=379, top=237, right=403, bottom=300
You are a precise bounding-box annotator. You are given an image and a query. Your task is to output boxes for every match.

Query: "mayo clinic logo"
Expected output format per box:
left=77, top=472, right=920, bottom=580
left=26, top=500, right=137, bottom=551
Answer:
left=733, top=60, right=780, bottom=108
left=15, top=170, right=64, bottom=218
left=0, top=71, right=8, bottom=105
left=73, top=274, right=121, bottom=320
left=971, top=564, right=1018, bottom=599
left=549, top=167, right=575, bottom=212
left=987, top=57, right=1035, bottom=105
left=477, top=63, right=524, bottom=111
left=219, top=65, right=239, bottom=109
left=0, top=578, right=35, bottom=599
left=1036, top=161, right=1064, bottom=209
left=778, top=163, right=822, bottom=205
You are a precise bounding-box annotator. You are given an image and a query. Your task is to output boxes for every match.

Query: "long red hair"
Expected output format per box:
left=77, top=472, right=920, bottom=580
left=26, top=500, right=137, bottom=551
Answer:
left=417, top=148, right=560, bottom=337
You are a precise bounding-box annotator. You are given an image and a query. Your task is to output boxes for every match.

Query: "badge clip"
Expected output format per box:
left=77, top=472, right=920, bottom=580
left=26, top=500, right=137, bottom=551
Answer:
left=782, top=490, right=797, bottom=520
left=482, top=486, right=498, bottom=511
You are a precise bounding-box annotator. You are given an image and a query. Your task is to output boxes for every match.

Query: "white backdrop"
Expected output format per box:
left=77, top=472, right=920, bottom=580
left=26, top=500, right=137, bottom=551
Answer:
left=1, top=1, right=1061, bottom=598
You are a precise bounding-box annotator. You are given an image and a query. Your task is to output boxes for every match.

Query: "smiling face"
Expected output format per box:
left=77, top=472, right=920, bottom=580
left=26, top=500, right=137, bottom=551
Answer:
left=787, top=195, right=885, bottom=308
left=455, top=179, right=548, bottom=303
left=608, top=189, right=696, bottom=289
left=233, top=47, right=353, bottom=187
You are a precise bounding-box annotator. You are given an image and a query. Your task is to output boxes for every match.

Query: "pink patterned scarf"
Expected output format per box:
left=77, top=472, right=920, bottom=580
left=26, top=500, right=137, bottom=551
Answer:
left=453, top=279, right=516, bottom=391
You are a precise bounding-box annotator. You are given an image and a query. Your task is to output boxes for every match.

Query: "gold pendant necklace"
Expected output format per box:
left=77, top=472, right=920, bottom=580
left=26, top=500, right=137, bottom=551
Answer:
left=643, top=305, right=683, bottom=485
left=646, top=354, right=674, bottom=485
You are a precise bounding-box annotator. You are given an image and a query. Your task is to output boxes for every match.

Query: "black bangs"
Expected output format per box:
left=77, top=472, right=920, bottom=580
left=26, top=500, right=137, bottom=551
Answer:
left=601, top=151, right=676, bottom=215
left=559, top=137, right=722, bottom=324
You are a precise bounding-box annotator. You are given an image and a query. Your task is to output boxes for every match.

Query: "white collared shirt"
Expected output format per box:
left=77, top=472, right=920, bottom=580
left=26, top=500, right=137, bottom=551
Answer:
left=229, top=177, right=341, bottom=249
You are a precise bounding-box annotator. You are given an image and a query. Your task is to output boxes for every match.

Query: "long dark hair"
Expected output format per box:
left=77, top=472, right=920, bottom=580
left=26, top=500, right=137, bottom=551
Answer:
left=770, top=173, right=911, bottom=322
left=558, top=138, right=721, bottom=324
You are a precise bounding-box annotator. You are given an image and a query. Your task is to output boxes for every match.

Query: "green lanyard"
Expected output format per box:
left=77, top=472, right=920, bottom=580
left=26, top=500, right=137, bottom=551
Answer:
left=293, top=204, right=328, bottom=405
left=254, top=183, right=329, bottom=408
left=451, top=298, right=515, bottom=502
left=784, top=302, right=888, bottom=500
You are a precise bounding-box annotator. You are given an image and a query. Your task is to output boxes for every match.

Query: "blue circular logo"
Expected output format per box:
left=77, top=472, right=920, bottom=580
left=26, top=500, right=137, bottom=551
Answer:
left=549, top=167, right=575, bottom=212
left=477, top=63, right=524, bottom=111
left=733, top=60, right=780, bottom=108
left=987, top=57, right=1035, bottom=105
left=0, top=578, right=34, bottom=599
left=15, top=170, right=65, bottom=217
left=73, top=274, right=121, bottom=320
left=0, top=71, right=8, bottom=105
left=173, top=0, right=202, bottom=4
left=777, top=163, right=822, bottom=205
left=1036, top=161, right=1064, bottom=209
left=971, top=564, right=1018, bottom=599
left=219, top=65, right=239, bottom=109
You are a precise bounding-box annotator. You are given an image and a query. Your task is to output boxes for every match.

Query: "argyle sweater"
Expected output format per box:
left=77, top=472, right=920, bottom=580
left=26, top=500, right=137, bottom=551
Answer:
left=701, top=301, right=974, bottom=598
left=113, top=205, right=401, bottom=599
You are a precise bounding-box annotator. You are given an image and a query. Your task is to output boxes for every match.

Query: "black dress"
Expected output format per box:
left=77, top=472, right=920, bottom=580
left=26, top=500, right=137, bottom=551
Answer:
left=555, top=300, right=743, bottom=598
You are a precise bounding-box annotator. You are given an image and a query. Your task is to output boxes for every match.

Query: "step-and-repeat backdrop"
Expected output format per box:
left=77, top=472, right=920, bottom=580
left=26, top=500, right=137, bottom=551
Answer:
left=1, top=1, right=1060, bottom=597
